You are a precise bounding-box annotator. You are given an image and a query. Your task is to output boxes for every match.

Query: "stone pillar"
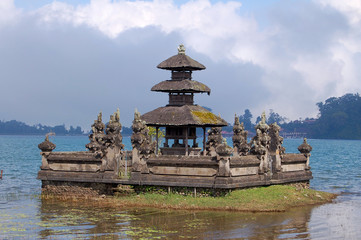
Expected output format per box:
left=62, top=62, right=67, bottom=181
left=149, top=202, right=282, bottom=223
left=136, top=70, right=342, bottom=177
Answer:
left=216, top=138, right=233, bottom=177
left=298, top=138, right=312, bottom=170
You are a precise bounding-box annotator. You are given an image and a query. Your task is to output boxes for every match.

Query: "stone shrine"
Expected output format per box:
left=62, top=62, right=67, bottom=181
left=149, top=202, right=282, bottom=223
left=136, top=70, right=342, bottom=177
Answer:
left=37, top=45, right=313, bottom=195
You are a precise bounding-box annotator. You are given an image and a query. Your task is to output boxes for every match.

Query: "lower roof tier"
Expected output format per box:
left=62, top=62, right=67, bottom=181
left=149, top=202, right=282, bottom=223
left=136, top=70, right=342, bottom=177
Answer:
left=141, top=105, right=228, bottom=127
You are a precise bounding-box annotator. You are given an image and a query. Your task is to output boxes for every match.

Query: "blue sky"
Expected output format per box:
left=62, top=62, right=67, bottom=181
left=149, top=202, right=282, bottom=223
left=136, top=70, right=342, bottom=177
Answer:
left=1, top=0, right=360, bottom=129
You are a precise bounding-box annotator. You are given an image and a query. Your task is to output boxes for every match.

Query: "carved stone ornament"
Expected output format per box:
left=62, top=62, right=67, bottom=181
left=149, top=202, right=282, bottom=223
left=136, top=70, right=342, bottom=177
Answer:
left=86, top=111, right=106, bottom=153
left=269, top=122, right=285, bottom=155
left=206, top=127, right=223, bottom=156
left=298, top=138, right=312, bottom=155
left=38, top=135, right=56, bottom=152
left=131, top=109, right=155, bottom=172
left=232, top=115, right=249, bottom=155
left=216, top=138, right=233, bottom=157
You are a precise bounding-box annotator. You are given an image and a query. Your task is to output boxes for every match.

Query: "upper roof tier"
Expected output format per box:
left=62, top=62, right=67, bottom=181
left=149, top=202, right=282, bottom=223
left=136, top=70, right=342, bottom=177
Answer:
left=157, top=44, right=206, bottom=71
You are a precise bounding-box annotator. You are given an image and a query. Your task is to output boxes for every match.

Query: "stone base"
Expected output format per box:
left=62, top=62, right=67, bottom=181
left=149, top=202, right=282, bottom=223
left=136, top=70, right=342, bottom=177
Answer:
left=41, top=180, right=118, bottom=196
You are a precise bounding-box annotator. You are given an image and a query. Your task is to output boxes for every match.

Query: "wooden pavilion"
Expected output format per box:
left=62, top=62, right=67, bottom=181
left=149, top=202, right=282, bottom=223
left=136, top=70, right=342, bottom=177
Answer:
left=141, top=44, right=227, bottom=156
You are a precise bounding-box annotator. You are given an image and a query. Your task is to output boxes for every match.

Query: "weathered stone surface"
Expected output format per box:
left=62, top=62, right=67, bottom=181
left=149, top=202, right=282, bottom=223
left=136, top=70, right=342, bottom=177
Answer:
left=150, top=166, right=217, bottom=176
left=48, top=163, right=100, bottom=172
left=217, top=159, right=231, bottom=177
left=281, top=163, right=306, bottom=172
left=47, top=152, right=100, bottom=162
left=282, top=154, right=307, bottom=163
left=230, top=167, right=259, bottom=176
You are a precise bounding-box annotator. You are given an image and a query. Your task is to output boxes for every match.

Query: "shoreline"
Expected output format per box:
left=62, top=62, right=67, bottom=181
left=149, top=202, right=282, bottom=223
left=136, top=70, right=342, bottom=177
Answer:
left=41, top=185, right=337, bottom=213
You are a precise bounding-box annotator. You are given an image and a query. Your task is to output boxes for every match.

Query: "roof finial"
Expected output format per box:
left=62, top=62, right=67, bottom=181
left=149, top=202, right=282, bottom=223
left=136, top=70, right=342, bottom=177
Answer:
left=178, top=44, right=186, bottom=55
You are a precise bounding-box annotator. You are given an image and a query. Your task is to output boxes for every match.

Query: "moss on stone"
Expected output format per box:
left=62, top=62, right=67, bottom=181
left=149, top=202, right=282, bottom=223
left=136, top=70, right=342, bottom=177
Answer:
left=191, top=111, right=219, bottom=124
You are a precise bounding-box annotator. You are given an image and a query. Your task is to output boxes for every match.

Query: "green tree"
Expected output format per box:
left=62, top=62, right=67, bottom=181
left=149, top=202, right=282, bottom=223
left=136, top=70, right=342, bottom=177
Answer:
left=239, top=109, right=253, bottom=130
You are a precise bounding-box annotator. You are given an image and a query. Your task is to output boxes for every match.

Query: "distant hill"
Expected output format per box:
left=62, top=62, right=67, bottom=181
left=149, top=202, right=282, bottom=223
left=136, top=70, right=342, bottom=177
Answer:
left=236, top=93, right=361, bottom=140
left=0, top=119, right=134, bottom=136
left=282, top=93, right=361, bottom=140
left=0, top=120, right=84, bottom=135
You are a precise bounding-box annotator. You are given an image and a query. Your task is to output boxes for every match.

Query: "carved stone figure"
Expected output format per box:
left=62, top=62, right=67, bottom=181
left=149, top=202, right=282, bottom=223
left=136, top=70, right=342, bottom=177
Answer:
left=104, top=110, right=124, bottom=150
left=86, top=112, right=106, bottom=153
left=206, top=127, right=223, bottom=156
left=102, top=109, right=125, bottom=171
left=131, top=109, right=155, bottom=173
left=269, top=122, right=285, bottom=154
left=250, top=112, right=271, bottom=174
left=268, top=122, right=285, bottom=172
left=232, top=115, right=250, bottom=156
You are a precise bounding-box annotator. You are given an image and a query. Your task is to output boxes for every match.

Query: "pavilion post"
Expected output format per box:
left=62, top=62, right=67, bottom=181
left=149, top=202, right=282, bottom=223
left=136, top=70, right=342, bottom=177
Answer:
left=185, top=127, right=189, bottom=156
left=203, top=127, right=206, bottom=156
left=156, top=127, right=159, bottom=155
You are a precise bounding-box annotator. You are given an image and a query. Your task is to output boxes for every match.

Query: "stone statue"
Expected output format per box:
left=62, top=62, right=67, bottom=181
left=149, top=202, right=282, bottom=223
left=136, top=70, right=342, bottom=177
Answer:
left=178, top=44, right=186, bottom=54
left=269, top=122, right=285, bottom=154
left=206, top=127, right=223, bottom=156
left=86, top=111, right=106, bottom=153
left=232, top=115, right=250, bottom=156
left=101, top=110, right=125, bottom=172
left=131, top=109, right=155, bottom=173
left=250, top=112, right=271, bottom=174
left=268, top=122, right=284, bottom=172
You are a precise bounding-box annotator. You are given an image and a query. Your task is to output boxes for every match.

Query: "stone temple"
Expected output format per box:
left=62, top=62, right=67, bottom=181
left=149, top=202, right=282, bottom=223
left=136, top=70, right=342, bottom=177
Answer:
left=38, top=45, right=313, bottom=195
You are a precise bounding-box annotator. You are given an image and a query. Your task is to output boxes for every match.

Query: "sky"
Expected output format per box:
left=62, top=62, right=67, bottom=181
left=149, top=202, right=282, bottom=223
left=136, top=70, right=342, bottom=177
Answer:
left=1, top=0, right=361, bottom=130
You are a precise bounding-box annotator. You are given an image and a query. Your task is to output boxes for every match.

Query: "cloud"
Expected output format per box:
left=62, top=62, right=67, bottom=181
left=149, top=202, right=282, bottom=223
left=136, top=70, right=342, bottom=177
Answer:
left=0, top=0, right=21, bottom=27
left=1, top=0, right=361, bottom=129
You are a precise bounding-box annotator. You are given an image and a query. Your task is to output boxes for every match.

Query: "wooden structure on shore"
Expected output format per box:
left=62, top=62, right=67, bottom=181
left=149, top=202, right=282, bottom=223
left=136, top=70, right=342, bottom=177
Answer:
left=37, top=45, right=313, bottom=195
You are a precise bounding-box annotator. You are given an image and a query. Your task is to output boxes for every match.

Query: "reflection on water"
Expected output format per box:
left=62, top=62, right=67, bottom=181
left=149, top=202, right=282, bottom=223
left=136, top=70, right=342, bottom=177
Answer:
left=35, top=198, right=316, bottom=239
left=1, top=136, right=361, bottom=239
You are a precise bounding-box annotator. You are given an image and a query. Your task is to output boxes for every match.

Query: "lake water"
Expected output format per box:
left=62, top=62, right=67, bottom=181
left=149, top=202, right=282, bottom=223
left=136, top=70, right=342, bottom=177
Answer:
left=0, top=135, right=361, bottom=239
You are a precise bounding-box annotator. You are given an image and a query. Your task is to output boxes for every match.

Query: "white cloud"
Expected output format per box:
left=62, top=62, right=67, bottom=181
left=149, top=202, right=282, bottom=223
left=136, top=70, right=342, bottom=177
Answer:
left=0, top=0, right=21, bottom=27
left=316, top=0, right=361, bottom=24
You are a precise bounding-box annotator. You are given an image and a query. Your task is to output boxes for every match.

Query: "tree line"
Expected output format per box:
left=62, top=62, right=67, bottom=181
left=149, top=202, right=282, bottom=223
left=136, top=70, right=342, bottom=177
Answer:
left=231, top=93, right=361, bottom=140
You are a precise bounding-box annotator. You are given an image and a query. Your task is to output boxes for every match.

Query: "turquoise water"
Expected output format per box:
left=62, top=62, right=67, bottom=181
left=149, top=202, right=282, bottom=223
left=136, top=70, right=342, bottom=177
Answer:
left=0, top=136, right=361, bottom=239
